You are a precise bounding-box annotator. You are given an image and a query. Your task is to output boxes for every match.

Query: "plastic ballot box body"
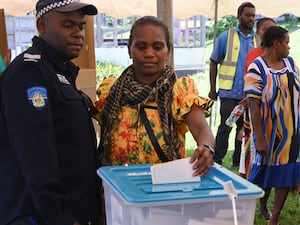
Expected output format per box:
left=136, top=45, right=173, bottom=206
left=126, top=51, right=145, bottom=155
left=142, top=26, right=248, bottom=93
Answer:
left=97, top=163, right=263, bottom=225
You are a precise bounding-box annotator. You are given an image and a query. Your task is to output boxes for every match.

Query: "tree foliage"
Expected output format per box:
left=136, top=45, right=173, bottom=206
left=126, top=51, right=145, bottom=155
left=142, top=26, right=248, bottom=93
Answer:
left=206, top=15, right=237, bottom=40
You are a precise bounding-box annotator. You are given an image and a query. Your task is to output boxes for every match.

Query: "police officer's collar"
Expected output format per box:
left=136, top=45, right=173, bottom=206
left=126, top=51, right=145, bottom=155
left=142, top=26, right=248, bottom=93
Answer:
left=32, top=36, right=79, bottom=76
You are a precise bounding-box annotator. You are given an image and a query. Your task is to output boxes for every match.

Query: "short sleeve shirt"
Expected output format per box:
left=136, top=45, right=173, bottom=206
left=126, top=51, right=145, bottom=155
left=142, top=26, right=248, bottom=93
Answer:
left=210, top=26, right=256, bottom=99
left=95, top=77, right=212, bottom=165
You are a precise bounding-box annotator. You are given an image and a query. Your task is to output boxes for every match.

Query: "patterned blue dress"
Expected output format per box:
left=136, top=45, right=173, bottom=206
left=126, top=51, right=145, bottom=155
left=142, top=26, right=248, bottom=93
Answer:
left=244, top=56, right=300, bottom=188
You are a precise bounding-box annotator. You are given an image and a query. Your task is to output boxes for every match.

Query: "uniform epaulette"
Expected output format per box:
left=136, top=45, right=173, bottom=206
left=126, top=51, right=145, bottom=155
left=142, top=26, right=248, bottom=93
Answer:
left=23, top=53, right=41, bottom=63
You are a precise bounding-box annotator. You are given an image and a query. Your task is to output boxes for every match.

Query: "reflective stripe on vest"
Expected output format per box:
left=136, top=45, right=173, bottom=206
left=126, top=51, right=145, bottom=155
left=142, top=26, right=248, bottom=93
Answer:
left=218, top=28, right=258, bottom=90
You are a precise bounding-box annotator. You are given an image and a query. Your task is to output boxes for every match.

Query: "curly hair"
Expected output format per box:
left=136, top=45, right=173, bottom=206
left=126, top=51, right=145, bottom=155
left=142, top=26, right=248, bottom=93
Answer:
left=261, top=26, right=288, bottom=48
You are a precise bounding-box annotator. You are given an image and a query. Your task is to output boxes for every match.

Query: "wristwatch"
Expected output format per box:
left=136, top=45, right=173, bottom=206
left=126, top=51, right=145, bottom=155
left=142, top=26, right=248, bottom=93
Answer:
left=203, top=144, right=215, bottom=156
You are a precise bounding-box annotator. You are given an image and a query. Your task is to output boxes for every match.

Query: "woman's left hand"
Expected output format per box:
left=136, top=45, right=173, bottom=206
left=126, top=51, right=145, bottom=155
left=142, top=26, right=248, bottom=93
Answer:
left=190, top=145, right=213, bottom=177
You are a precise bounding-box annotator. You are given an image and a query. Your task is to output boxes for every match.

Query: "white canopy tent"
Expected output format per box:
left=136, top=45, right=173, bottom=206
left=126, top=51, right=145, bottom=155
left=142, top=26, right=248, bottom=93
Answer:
left=1, top=0, right=300, bottom=65
left=1, top=0, right=300, bottom=19
left=88, top=0, right=300, bottom=19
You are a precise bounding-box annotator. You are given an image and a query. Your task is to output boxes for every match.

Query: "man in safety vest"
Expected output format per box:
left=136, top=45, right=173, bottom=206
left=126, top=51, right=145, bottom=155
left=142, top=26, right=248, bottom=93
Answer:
left=209, top=2, right=257, bottom=166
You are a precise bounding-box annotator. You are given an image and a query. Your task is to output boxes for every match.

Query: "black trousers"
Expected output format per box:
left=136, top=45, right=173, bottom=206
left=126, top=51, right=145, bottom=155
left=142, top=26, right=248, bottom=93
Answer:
left=213, top=97, right=244, bottom=166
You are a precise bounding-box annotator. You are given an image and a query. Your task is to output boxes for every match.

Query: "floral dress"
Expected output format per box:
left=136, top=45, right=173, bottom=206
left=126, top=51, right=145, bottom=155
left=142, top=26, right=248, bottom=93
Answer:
left=245, top=56, right=300, bottom=188
left=95, top=76, right=212, bottom=165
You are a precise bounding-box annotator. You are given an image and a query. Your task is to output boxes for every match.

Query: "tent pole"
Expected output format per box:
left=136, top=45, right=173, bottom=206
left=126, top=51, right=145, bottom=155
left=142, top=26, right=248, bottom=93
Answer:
left=0, top=9, right=8, bottom=58
left=157, top=0, right=174, bottom=67
left=213, top=0, right=218, bottom=47
left=209, top=0, right=218, bottom=127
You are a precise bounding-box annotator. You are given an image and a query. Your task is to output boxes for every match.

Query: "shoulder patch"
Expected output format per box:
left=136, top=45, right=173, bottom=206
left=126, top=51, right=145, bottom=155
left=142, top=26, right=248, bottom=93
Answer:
left=27, top=86, right=48, bottom=111
left=23, top=53, right=41, bottom=62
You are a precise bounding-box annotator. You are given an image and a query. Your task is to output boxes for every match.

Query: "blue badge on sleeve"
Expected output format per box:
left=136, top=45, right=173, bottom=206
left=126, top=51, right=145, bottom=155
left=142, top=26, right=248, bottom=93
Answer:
left=27, top=86, right=48, bottom=111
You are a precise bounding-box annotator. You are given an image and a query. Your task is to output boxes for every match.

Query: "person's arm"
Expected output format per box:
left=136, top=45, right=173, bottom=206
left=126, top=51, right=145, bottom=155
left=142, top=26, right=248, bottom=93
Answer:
left=0, top=49, right=11, bottom=77
left=208, top=31, right=228, bottom=100
left=186, top=105, right=215, bottom=176
left=3, top=49, right=11, bottom=67
left=239, top=97, right=248, bottom=108
left=248, top=97, right=267, bottom=157
left=245, top=57, right=267, bottom=157
left=208, top=60, right=218, bottom=100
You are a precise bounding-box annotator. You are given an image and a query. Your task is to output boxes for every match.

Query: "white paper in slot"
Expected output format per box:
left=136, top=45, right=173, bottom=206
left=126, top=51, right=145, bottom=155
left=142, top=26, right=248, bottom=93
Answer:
left=151, top=157, right=201, bottom=184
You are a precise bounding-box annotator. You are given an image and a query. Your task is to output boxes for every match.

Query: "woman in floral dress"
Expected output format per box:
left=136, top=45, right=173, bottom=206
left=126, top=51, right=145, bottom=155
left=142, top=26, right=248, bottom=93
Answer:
left=94, top=16, right=215, bottom=224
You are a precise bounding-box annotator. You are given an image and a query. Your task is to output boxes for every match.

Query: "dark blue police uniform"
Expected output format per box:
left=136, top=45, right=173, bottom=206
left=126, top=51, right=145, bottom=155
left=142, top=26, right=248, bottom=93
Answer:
left=0, top=36, right=100, bottom=225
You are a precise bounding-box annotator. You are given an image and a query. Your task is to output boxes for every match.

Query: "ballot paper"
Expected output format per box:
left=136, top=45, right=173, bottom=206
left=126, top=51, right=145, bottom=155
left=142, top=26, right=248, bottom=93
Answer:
left=151, top=157, right=201, bottom=184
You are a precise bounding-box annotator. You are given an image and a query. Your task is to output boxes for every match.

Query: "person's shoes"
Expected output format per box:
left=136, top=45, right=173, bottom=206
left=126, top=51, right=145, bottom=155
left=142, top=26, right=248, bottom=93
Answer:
left=239, top=173, right=246, bottom=179
left=260, top=208, right=271, bottom=220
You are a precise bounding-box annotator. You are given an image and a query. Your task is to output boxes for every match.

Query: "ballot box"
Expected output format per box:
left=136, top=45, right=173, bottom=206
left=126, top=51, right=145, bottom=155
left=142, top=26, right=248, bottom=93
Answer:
left=97, top=163, right=263, bottom=225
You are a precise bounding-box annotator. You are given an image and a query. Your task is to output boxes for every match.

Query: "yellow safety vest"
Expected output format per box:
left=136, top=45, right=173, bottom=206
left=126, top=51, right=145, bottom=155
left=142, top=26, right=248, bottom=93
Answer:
left=218, top=28, right=259, bottom=90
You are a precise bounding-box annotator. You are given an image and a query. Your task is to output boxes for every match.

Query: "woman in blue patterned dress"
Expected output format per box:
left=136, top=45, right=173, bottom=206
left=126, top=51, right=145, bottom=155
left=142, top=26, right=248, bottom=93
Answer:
left=245, top=26, right=300, bottom=225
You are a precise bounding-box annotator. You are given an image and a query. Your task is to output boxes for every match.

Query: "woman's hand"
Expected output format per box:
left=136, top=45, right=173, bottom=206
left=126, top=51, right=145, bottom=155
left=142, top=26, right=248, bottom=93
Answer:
left=255, top=136, right=268, bottom=157
left=239, top=97, right=248, bottom=108
left=185, top=105, right=215, bottom=177
left=190, top=145, right=213, bottom=177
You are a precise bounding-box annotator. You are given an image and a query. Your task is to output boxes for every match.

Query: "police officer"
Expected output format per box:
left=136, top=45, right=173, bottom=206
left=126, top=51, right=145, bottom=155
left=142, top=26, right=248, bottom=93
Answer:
left=0, top=1, right=100, bottom=225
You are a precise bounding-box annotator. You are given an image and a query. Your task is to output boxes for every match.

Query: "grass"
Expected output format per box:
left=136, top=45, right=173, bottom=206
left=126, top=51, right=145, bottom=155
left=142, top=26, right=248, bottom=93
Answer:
left=184, top=27, right=300, bottom=222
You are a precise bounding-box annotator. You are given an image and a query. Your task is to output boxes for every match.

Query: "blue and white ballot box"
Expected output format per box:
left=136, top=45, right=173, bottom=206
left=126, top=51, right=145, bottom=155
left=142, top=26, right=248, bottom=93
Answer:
left=97, top=163, right=263, bottom=225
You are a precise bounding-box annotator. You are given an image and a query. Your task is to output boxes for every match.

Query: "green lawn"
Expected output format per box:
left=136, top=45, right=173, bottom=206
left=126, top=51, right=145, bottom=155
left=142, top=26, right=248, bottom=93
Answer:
left=185, top=28, right=300, bottom=224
